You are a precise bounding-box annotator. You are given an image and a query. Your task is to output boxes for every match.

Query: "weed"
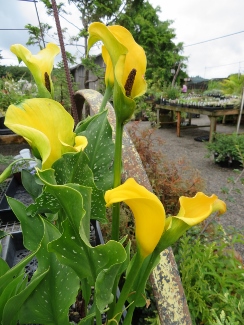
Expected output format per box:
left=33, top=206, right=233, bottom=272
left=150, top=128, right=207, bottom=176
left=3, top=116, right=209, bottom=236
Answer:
left=173, top=223, right=244, bottom=325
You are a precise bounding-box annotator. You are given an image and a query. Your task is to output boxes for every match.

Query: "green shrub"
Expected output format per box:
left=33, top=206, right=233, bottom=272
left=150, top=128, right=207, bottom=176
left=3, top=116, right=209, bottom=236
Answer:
left=0, top=74, right=37, bottom=112
left=206, top=133, right=244, bottom=164
left=162, top=83, right=181, bottom=99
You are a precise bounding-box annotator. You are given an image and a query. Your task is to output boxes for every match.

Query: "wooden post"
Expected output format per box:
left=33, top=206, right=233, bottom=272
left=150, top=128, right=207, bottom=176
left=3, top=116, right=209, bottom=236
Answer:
left=237, top=87, right=244, bottom=134
left=176, top=111, right=181, bottom=137
left=209, top=116, right=217, bottom=142
left=157, top=108, right=160, bottom=126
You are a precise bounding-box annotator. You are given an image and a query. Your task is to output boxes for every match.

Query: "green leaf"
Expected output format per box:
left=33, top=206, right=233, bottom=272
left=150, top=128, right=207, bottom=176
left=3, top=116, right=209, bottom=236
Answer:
left=77, top=110, right=114, bottom=191
left=0, top=230, right=8, bottom=240
left=0, top=258, right=9, bottom=276
left=3, top=269, right=47, bottom=325
left=7, top=197, right=44, bottom=251
left=17, top=220, right=79, bottom=325
left=21, top=169, right=42, bottom=199
left=96, top=263, right=123, bottom=311
left=0, top=273, right=26, bottom=321
left=75, top=113, right=101, bottom=133
left=26, top=189, right=60, bottom=217
left=0, top=249, right=39, bottom=303
left=37, top=168, right=91, bottom=244
left=49, top=219, right=127, bottom=312
left=53, top=151, right=107, bottom=223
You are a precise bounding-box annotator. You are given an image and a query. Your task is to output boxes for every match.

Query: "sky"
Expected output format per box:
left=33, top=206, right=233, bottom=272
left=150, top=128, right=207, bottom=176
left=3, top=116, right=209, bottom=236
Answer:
left=1, top=0, right=244, bottom=79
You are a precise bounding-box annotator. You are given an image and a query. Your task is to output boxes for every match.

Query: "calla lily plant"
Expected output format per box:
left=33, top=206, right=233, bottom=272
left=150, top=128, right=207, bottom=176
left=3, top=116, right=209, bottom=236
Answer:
left=88, top=22, right=147, bottom=242
left=0, top=22, right=227, bottom=325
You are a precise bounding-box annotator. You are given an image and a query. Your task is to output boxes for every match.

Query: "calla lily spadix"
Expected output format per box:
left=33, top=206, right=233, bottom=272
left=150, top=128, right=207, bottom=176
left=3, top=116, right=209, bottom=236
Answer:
left=88, top=23, right=147, bottom=123
left=175, top=192, right=226, bottom=226
left=5, top=98, right=87, bottom=169
left=105, top=178, right=165, bottom=258
left=10, top=43, right=60, bottom=99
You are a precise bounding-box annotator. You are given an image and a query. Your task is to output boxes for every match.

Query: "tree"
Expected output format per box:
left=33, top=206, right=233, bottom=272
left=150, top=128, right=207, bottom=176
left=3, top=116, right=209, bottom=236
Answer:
left=0, top=66, right=32, bottom=81
left=25, top=23, right=52, bottom=50
left=220, top=74, right=244, bottom=96
left=116, top=0, right=188, bottom=89
left=40, top=0, right=188, bottom=93
left=67, top=0, right=122, bottom=91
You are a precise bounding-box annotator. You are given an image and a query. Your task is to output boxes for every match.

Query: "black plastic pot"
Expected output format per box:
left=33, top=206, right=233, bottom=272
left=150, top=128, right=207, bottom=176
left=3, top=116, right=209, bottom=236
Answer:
left=214, top=153, right=242, bottom=168
left=0, top=178, right=19, bottom=223
left=0, top=176, right=33, bottom=227
left=0, top=116, right=14, bottom=135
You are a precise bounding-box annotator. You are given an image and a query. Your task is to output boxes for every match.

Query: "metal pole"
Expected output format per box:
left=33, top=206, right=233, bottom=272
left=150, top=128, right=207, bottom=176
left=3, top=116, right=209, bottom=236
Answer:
left=51, top=0, right=79, bottom=125
left=33, top=0, right=46, bottom=48
left=18, top=0, right=45, bottom=49
left=236, top=87, right=244, bottom=134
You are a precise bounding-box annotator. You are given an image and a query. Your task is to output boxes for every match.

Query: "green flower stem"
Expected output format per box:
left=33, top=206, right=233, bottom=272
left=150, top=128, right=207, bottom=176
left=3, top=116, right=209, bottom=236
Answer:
left=0, top=158, right=34, bottom=183
left=95, top=302, right=102, bottom=325
left=123, top=225, right=190, bottom=325
left=99, top=86, right=113, bottom=112
left=122, top=252, right=157, bottom=325
left=111, top=252, right=145, bottom=324
left=111, top=119, right=124, bottom=241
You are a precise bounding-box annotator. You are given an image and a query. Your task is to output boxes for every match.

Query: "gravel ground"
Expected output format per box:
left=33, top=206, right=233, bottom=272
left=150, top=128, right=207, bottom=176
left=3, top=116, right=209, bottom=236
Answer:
left=1, top=118, right=244, bottom=259
left=132, top=115, right=244, bottom=260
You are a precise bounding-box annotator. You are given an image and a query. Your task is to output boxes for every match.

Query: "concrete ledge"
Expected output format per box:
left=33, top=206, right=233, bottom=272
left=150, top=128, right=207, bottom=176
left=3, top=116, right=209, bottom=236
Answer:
left=74, top=89, right=192, bottom=325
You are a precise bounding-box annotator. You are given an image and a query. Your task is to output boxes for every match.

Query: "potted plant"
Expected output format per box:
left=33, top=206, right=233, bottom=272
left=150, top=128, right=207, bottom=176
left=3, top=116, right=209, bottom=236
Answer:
left=205, top=133, right=244, bottom=168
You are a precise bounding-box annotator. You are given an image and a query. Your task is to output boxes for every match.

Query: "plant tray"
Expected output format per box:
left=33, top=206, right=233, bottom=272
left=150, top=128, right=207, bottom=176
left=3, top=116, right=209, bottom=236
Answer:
left=1, top=231, right=38, bottom=280
left=0, top=176, right=33, bottom=224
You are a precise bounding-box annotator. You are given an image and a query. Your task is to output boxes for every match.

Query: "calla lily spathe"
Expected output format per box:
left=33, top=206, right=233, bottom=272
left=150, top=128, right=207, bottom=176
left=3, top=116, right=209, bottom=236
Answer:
left=5, top=98, right=87, bottom=169
left=88, top=23, right=147, bottom=123
left=155, top=193, right=226, bottom=253
left=175, top=192, right=226, bottom=226
left=105, top=178, right=165, bottom=258
left=10, top=43, right=60, bottom=98
left=101, top=25, right=147, bottom=99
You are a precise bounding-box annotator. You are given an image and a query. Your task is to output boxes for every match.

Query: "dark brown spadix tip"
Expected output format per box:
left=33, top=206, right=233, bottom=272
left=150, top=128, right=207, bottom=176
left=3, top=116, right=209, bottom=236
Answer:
left=124, top=69, right=137, bottom=97
left=44, top=72, right=51, bottom=93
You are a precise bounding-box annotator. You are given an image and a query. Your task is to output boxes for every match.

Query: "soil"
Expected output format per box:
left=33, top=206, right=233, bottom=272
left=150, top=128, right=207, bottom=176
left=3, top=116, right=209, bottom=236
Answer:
left=129, top=115, right=244, bottom=261
left=1, top=117, right=244, bottom=261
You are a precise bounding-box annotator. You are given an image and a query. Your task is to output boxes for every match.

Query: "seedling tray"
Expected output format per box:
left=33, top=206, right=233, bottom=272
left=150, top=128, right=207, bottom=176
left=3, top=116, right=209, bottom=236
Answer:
left=0, top=177, right=32, bottom=224
left=1, top=230, right=38, bottom=283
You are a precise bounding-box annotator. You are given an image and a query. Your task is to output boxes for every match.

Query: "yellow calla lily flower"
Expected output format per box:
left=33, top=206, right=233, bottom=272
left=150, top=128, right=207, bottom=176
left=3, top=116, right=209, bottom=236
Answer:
left=88, top=23, right=147, bottom=123
left=101, top=25, right=147, bottom=98
left=5, top=98, right=87, bottom=169
left=10, top=43, right=60, bottom=98
left=175, top=192, right=226, bottom=226
left=105, top=178, right=165, bottom=258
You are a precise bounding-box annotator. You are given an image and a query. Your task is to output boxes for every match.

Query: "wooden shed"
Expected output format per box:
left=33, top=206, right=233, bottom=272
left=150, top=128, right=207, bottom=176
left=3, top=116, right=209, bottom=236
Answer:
left=70, top=54, right=104, bottom=90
